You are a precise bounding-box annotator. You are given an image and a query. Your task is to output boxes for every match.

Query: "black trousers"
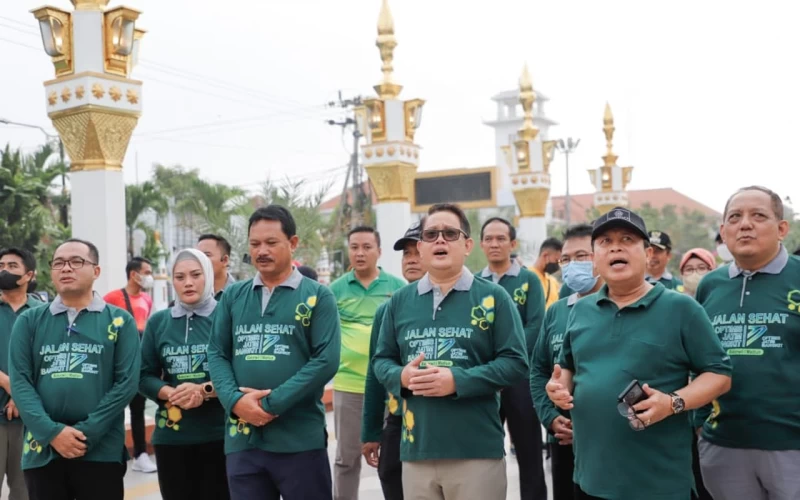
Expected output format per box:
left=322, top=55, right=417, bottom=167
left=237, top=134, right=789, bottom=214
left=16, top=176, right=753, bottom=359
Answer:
left=550, top=442, right=575, bottom=500
left=226, top=447, right=332, bottom=500
left=154, top=440, right=229, bottom=500
left=500, top=378, right=548, bottom=500
left=24, top=459, right=125, bottom=500
left=378, top=414, right=403, bottom=500
left=129, top=392, right=147, bottom=457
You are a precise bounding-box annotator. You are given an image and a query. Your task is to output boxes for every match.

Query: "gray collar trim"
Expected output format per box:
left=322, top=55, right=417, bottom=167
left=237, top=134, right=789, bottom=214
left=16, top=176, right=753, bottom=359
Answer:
left=417, top=267, right=474, bottom=295
left=171, top=298, right=217, bottom=318
left=728, top=245, right=789, bottom=278
left=49, top=293, right=106, bottom=316
left=251, top=267, right=303, bottom=290
left=480, top=260, right=521, bottom=280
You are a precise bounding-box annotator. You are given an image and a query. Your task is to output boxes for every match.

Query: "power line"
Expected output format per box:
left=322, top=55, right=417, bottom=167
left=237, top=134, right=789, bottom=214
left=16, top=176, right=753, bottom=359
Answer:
left=0, top=22, right=39, bottom=37
left=0, top=36, right=39, bottom=52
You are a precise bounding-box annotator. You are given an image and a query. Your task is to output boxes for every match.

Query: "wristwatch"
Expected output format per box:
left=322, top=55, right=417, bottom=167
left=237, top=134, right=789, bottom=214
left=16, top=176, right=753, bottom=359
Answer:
left=202, top=382, right=214, bottom=397
left=669, top=392, right=685, bottom=414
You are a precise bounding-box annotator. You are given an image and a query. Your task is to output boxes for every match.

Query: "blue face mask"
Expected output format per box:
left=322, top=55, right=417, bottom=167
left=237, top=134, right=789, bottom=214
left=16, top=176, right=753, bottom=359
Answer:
left=562, top=261, right=598, bottom=295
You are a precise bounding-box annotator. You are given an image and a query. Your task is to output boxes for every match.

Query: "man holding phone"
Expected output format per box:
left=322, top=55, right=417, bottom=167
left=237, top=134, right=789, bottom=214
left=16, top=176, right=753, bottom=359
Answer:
left=545, top=207, right=732, bottom=500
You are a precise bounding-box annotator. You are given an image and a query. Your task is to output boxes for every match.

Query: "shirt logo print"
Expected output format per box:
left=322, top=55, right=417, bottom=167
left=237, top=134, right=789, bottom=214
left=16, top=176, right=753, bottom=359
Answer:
left=746, top=325, right=768, bottom=347
left=107, top=316, right=124, bottom=342
left=513, top=283, right=529, bottom=305
left=191, top=354, right=206, bottom=372
left=787, top=290, right=800, bottom=312
left=437, top=338, right=455, bottom=358
left=470, top=295, right=495, bottom=331
left=294, top=295, right=318, bottom=326
left=261, top=334, right=280, bottom=353
left=68, top=353, right=87, bottom=371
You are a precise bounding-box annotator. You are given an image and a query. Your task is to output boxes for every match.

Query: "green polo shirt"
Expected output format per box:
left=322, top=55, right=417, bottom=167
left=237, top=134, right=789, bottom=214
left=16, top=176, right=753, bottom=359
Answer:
left=558, top=283, right=732, bottom=499
left=480, top=260, right=546, bottom=361
left=373, top=268, right=528, bottom=462
left=696, top=248, right=800, bottom=450
left=0, top=295, right=45, bottom=424
left=361, top=300, right=401, bottom=443
left=559, top=284, right=574, bottom=300
left=331, top=269, right=405, bottom=394
left=140, top=302, right=226, bottom=446
left=208, top=269, right=341, bottom=455
left=9, top=295, right=141, bottom=470
left=531, top=293, right=578, bottom=443
left=646, top=271, right=684, bottom=292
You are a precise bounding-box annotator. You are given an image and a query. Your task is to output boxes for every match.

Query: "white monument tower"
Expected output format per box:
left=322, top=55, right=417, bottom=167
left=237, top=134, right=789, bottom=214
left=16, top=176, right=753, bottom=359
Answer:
left=358, top=0, right=425, bottom=279
left=589, top=103, right=634, bottom=214
left=32, top=0, right=144, bottom=295
left=510, top=65, right=556, bottom=263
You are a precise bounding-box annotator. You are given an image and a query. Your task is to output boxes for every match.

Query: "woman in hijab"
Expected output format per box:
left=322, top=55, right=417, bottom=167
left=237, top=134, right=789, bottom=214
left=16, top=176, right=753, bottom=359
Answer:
left=679, top=248, right=717, bottom=297
left=139, top=249, right=229, bottom=500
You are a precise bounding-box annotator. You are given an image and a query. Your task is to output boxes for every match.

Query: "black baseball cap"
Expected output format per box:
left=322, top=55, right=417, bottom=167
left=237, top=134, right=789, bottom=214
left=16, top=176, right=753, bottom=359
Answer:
left=393, top=221, right=423, bottom=251
left=648, top=231, right=672, bottom=250
left=591, top=207, right=649, bottom=242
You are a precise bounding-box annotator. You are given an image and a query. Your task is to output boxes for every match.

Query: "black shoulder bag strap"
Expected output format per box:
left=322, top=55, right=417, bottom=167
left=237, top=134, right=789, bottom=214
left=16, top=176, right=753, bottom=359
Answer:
left=120, top=288, right=135, bottom=316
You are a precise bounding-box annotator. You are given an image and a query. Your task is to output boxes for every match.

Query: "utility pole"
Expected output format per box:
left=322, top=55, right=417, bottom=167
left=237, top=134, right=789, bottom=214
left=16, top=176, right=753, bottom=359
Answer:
left=327, top=91, right=364, bottom=231
left=556, top=137, right=580, bottom=225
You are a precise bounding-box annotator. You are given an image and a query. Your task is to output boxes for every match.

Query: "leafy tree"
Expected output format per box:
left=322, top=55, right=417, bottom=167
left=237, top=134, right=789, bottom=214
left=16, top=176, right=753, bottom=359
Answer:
left=126, top=181, right=167, bottom=258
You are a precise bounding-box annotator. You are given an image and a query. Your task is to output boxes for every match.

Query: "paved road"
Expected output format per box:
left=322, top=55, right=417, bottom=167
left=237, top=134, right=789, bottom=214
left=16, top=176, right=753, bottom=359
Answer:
left=2, top=411, right=554, bottom=499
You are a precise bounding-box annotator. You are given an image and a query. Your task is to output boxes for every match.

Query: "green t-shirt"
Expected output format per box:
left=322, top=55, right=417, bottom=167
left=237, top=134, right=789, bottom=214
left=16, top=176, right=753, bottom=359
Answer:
left=531, top=293, right=577, bottom=442
left=373, top=269, right=528, bottom=462
left=330, top=269, right=405, bottom=394
left=559, top=284, right=574, bottom=300
left=208, top=269, right=341, bottom=455
left=559, top=283, right=732, bottom=499
left=0, top=295, right=45, bottom=424
left=9, top=295, right=141, bottom=470
left=647, top=272, right=684, bottom=292
left=140, top=307, right=226, bottom=446
left=479, top=261, right=546, bottom=361
left=696, top=249, right=800, bottom=450
left=361, top=300, right=402, bottom=444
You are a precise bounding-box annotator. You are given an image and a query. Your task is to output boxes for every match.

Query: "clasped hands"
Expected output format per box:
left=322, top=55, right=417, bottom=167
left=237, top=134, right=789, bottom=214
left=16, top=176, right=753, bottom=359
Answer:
left=401, top=353, right=456, bottom=397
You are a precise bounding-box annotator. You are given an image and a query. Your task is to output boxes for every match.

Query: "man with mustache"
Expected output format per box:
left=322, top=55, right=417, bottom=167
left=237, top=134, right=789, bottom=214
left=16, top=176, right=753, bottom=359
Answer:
left=695, top=187, right=800, bottom=500
left=330, top=226, right=405, bottom=500
left=546, top=207, right=732, bottom=500
left=208, top=205, right=341, bottom=500
left=479, top=217, right=547, bottom=500
left=373, top=203, right=528, bottom=499
left=362, top=221, right=426, bottom=500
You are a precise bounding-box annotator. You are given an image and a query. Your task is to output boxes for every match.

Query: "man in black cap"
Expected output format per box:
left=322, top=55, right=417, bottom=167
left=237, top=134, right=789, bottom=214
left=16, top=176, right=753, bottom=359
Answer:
left=646, top=230, right=683, bottom=291
left=545, top=207, right=732, bottom=500
left=361, top=220, right=425, bottom=500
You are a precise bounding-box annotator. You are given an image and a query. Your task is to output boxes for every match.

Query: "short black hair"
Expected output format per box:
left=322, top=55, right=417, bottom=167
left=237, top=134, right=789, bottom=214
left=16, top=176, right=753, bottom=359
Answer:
left=347, top=226, right=381, bottom=248
left=715, top=232, right=723, bottom=244
left=723, top=186, right=784, bottom=220
left=539, top=237, right=563, bottom=254
left=0, top=247, right=36, bottom=273
left=297, top=265, right=319, bottom=281
left=57, top=238, right=99, bottom=264
left=562, top=224, right=594, bottom=242
left=248, top=205, right=296, bottom=238
left=425, top=203, right=471, bottom=237
left=480, top=217, right=516, bottom=241
left=198, top=234, right=232, bottom=257
left=125, top=257, right=152, bottom=280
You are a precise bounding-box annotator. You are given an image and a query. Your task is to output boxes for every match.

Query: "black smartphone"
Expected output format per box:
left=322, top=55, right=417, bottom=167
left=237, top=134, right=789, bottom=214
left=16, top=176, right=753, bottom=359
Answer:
left=617, top=379, right=647, bottom=407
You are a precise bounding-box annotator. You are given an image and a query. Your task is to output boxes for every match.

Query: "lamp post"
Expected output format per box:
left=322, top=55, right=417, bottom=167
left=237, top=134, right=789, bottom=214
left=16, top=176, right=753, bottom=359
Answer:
left=31, top=0, right=145, bottom=295
left=0, top=118, right=69, bottom=227
left=555, top=137, right=580, bottom=225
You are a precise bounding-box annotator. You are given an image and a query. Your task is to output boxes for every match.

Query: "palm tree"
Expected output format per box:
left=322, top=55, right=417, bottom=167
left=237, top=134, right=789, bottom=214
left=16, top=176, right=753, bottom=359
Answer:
left=126, top=181, right=168, bottom=259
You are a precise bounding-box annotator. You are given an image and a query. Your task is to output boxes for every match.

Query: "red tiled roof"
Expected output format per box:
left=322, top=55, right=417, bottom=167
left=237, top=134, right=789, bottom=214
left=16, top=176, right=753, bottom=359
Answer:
left=320, top=181, right=376, bottom=211
left=550, top=188, right=721, bottom=223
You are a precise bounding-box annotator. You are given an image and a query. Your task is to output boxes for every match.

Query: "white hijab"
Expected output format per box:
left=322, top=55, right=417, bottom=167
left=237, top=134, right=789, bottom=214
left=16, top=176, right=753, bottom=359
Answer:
left=171, top=248, right=216, bottom=318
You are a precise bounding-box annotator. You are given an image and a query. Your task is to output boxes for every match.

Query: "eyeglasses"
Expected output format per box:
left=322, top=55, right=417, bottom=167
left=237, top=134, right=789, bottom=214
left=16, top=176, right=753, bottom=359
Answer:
left=559, top=253, right=593, bottom=266
left=50, top=257, right=97, bottom=270
left=617, top=401, right=646, bottom=431
left=682, top=267, right=710, bottom=275
left=420, top=228, right=467, bottom=243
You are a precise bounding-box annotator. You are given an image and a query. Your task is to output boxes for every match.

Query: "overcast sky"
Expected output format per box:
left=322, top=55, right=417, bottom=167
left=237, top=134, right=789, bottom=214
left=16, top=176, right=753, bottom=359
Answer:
left=2, top=0, right=799, bottom=216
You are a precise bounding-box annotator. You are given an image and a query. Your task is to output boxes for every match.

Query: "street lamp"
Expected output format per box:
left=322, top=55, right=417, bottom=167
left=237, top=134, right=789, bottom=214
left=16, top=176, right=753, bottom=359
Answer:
left=0, top=118, right=69, bottom=226
left=556, top=137, right=580, bottom=225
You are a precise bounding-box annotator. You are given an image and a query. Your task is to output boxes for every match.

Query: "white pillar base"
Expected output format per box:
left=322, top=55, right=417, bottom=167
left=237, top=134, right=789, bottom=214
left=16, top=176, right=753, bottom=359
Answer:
left=70, top=170, right=128, bottom=296
left=375, top=201, right=412, bottom=280
left=517, top=216, right=548, bottom=266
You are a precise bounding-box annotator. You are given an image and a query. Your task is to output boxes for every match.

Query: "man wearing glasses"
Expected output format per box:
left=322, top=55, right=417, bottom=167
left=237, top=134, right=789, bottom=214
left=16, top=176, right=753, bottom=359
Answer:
left=531, top=223, right=603, bottom=500
left=373, top=203, right=528, bottom=499
left=9, top=239, right=141, bottom=500
left=478, top=217, right=547, bottom=500
left=545, top=208, right=732, bottom=500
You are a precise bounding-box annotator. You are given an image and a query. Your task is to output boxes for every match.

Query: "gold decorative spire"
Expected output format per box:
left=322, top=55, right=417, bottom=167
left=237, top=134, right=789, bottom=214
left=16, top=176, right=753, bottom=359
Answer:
left=602, top=102, right=618, bottom=167
left=374, top=0, right=402, bottom=99
left=70, top=0, right=110, bottom=10
left=517, top=64, right=539, bottom=141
